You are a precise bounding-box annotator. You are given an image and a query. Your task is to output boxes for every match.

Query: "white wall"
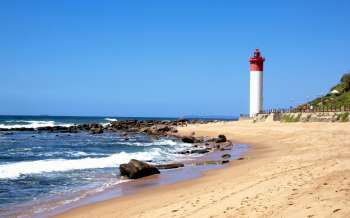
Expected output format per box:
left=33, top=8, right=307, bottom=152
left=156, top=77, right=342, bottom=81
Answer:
left=250, top=70, right=263, bottom=117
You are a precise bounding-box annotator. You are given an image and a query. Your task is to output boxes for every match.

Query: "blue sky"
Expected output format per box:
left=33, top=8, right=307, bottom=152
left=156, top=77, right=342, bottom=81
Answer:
left=0, top=0, right=349, bottom=117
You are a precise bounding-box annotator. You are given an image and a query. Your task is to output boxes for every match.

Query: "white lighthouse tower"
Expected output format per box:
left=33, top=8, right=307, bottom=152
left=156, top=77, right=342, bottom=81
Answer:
left=249, top=49, right=265, bottom=117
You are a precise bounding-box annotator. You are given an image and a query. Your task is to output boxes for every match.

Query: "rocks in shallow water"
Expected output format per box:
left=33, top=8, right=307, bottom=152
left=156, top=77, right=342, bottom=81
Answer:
left=221, top=160, right=230, bottom=164
left=155, top=125, right=172, bottom=133
left=221, top=153, right=231, bottom=159
left=178, top=148, right=210, bottom=155
left=190, top=148, right=210, bottom=154
left=154, top=163, right=185, bottom=170
left=215, top=134, right=227, bottom=143
left=195, top=160, right=230, bottom=166
left=119, top=159, right=160, bottom=179
left=90, top=127, right=103, bottom=134
left=181, top=136, right=195, bottom=143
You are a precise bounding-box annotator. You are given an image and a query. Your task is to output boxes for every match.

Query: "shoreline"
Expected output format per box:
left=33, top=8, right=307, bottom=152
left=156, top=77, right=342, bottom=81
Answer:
left=14, top=131, right=247, bottom=218
left=40, top=143, right=247, bottom=218
left=52, top=121, right=271, bottom=218
left=54, top=121, right=350, bottom=218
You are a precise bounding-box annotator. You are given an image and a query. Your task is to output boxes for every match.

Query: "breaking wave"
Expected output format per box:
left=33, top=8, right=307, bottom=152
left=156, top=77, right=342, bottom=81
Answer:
left=104, top=118, right=118, bottom=122
left=0, top=150, right=161, bottom=179
left=0, top=120, right=73, bottom=129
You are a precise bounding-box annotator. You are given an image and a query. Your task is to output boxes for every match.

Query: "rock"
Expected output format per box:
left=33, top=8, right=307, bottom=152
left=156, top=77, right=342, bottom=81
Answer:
left=215, top=134, right=227, bottom=143
left=221, top=160, right=230, bottom=164
left=155, top=125, right=172, bottom=132
left=90, top=127, right=103, bottom=134
left=190, top=148, right=210, bottom=154
left=221, top=153, right=231, bottom=159
left=119, top=159, right=160, bottom=179
left=220, top=141, right=232, bottom=148
left=178, top=150, right=190, bottom=154
left=181, top=136, right=195, bottom=143
left=195, top=160, right=226, bottom=166
left=195, top=161, right=220, bottom=166
left=177, top=119, right=188, bottom=123
left=154, top=163, right=184, bottom=170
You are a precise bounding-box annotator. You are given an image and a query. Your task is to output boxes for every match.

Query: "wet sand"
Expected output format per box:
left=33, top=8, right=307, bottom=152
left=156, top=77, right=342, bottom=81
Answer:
left=41, top=143, right=247, bottom=218
left=55, top=121, right=350, bottom=218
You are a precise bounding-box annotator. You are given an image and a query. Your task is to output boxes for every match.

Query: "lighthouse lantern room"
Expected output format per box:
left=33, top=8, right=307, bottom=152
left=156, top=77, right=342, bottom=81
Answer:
left=249, top=49, right=265, bottom=117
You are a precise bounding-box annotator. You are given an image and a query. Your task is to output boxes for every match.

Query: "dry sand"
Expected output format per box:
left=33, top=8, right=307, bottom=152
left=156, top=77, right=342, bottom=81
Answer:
left=55, top=121, right=350, bottom=218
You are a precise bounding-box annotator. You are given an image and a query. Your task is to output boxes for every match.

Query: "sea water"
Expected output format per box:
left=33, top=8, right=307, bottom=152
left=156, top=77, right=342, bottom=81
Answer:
left=0, top=115, right=244, bottom=217
left=0, top=115, right=198, bottom=217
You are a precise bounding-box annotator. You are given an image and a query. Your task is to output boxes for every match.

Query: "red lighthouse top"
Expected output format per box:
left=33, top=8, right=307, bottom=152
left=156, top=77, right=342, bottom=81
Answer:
left=249, top=49, right=265, bottom=71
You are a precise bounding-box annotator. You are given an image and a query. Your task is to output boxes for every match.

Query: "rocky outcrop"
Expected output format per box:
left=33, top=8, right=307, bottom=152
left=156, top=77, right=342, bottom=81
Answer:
left=215, top=135, right=227, bottom=143
left=181, top=136, right=196, bottom=143
left=119, top=159, right=160, bottom=179
left=90, top=127, right=103, bottom=134
left=0, top=119, right=216, bottom=135
left=154, top=163, right=185, bottom=170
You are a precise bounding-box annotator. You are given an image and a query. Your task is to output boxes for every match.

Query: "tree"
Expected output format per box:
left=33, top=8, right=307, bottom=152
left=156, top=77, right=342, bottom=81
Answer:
left=340, top=72, right=350, bottom=84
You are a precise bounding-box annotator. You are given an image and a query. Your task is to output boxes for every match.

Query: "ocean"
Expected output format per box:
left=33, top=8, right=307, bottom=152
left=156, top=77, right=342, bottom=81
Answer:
left=0, top=115, right=242, bottom=217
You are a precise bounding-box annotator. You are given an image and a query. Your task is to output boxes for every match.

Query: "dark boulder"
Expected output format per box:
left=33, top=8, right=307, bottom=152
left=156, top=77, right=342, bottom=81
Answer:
left=215, top=134, right=227, bottom=143
left=221, top=160, right=230, bottom=164
left=119, top=159, right=160, bottom=179
left=181, top=136, right=195, bottom=143
left=178, top=150, right=190, bottom=154
left=156, top=125, right=171, bottom=132
left=154, top=163, right=184, bottom=170
left=190, top=148, right=210, bottom=154
left=221, top=153, right=231, bottom=159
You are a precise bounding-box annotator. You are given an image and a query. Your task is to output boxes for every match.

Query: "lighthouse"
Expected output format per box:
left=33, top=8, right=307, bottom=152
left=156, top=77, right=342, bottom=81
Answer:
left=249, top=49, right=265, bottom=117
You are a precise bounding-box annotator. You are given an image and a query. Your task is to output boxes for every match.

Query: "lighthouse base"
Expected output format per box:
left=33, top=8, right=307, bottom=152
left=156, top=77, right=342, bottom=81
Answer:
left=250, top=70, right=263, bottom=117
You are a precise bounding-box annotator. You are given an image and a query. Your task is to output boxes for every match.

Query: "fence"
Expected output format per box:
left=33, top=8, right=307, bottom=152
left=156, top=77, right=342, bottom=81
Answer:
left=240, top=104, right=350, bottom=118
left=261, top=105, right=350, bottom=114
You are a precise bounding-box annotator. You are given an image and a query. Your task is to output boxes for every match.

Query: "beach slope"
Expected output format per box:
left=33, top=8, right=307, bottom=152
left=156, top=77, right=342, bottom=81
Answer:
left=55, top=121, right=350, bottom=218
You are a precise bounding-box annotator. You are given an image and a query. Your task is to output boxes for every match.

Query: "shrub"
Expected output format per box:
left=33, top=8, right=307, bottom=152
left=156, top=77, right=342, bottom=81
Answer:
left=341, top=73, right=350, bottom=84
left=338, top=112, right=349, bottom=122
left=330, top=82, right=349, bottom=94
left=281, top=113, right=301, bottom=122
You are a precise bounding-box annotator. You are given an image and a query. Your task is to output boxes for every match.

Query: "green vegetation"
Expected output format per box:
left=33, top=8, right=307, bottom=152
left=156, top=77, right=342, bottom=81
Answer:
left=307, top=72, right=350, bottom=108
left=281, top=113, right=301, bottom=122
left=337, top=112, right=349, bottom=122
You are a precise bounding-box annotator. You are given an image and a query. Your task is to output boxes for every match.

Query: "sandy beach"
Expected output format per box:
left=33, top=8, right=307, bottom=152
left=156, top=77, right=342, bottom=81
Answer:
left=55, top=121, right=350, bottom=218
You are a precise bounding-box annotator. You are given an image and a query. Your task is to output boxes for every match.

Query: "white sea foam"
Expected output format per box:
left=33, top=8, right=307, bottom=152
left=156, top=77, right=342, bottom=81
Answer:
left=0, top=150, right=161, bottom=179
left=0, top=120, right=73, bottom=129
left=104, top=118, right=118, bottom=122
left=123, top=139, right=188, bottom=147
